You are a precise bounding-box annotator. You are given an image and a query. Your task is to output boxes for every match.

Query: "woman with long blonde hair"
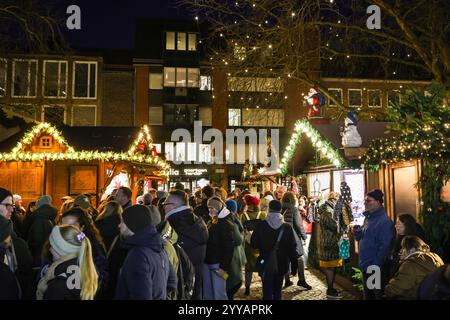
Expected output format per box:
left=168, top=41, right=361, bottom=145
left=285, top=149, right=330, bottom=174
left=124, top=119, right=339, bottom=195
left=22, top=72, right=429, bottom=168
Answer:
left=36, top=224, right=98, bottom=300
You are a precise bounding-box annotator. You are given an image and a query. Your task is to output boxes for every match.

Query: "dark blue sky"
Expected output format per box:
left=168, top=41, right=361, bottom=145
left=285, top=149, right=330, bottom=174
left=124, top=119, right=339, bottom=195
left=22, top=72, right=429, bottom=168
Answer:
left=54, top=0, right=192, bottom=49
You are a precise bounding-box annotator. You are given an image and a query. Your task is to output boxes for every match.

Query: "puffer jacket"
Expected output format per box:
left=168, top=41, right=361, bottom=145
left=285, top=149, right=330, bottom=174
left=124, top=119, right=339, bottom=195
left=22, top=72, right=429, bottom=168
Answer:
left=384, top=251, right=444, bottom=299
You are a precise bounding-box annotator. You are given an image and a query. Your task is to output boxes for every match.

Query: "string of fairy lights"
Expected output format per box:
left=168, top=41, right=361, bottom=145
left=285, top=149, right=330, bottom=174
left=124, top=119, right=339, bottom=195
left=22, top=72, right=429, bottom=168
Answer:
left=0, top=123, right=170, bottom=170
left=280, top=119, right=345, bottom=174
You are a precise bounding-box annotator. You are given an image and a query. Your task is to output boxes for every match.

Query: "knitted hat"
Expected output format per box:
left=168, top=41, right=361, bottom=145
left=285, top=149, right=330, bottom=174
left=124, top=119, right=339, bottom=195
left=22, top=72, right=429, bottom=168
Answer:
left=225, top=200, right=237, bottom=213
left=49, top=225, right=82, bottom=257
left=143, top=192, right=153, bottom=205
left=122, top=205, right=153, bottom=233
left=340, top=181, right=353, bottom=204
left=0, top=188, right=13, bottom=204
left=74, top=194, right=91, bottom=209
left=367, top=189, right=384, bottom=204
left=0, top=215, right=13, bottom=242
left=36, top=195, right=52, bottom=209
left=244, top=194, right=260, bottom=207
left=268, top=200, right=282, bottom=213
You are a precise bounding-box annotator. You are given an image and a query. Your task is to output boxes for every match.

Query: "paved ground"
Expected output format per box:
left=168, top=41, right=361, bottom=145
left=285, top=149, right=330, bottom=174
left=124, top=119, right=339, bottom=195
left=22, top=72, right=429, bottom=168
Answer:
left=234, top=268, right=358, bottom=300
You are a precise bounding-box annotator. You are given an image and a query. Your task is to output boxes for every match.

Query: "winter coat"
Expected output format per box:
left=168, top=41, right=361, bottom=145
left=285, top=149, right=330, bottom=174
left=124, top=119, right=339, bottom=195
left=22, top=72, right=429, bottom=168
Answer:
left=194, top=199, right=210, bottom=224
left=95, top=214, right=121, bottom=252
left=115, top=226, right=177, bottom=300
left=11, top=233, right=33, bottom=299
left=103, top=235, right=128, bottom=300
left=157, top=220, right=180, bottom=274
left=417, top=264, right=450, bottom=300
left=299, top=207, right=312, bottom=234
left=250, top=221, right=299, bottom=276
left=241, top=208, right=265, bottom=273
left=42, top=258, right=82, bottom=300
left=167, top=207, right=209, bottom=267
left=282, top=203, right=306, bottom=256
left=27, top=204, right=57, bottom=267
left=205, top=210, right=243, bottom=289
left=384, top=251, right=444, bottom=299
left=318, top=199, right=341, bottom=262
left=354, top=207, right=395, bottom=273
left=0, top=246, right=21, bottom=300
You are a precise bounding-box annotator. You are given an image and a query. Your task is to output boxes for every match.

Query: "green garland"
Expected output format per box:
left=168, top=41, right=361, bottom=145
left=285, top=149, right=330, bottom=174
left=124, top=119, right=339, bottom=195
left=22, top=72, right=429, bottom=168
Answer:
left=280, top=119, right=345, bottom=174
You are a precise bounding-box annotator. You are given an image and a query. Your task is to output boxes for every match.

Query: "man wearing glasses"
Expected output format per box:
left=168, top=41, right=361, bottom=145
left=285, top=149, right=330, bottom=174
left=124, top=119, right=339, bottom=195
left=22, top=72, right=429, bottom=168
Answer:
left=163, top=190, right=208, bottom=300
left=353, top=189, right=394, bottom=300
left=0, top=187, right=33, bottom=299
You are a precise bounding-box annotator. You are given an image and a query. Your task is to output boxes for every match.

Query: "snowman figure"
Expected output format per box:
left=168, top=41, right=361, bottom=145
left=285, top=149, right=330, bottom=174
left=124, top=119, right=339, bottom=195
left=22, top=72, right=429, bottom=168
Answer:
left=304, top=88, right=325, bottom=118
left=341, top=111, right=362, bottom=147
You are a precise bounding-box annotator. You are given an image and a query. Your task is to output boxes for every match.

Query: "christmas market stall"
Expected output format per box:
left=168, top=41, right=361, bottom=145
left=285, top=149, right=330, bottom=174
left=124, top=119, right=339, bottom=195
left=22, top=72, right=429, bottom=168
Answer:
left=0, top=122, right=170, bottom=208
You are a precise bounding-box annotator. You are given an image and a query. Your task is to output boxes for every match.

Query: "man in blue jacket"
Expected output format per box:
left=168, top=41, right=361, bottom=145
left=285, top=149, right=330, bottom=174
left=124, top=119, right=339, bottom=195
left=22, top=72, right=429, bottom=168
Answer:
left=353, top=189, right=394, bottom=300
left=115, top=205, right=177, bottom=300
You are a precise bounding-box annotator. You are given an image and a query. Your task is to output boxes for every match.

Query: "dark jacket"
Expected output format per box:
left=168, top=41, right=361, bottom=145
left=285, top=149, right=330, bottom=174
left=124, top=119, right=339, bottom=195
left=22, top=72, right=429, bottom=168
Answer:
left=354, top=207, right=395, bottom=273
left=95, top=214, right=121, bottom=252
left=27, top=204, right=57, bottom=267
left=282, top=203, right=306, bottom=256
left=0, top=246, right=21, bottom=300
left=11, top=233, right=33, bottom=299
left=417, top=264, right=450, bottom=300
left=205, top=213, right=238, bottom=272
left=318, top=199, right=341, bottom=262
left=115, top=226, right=177, bottom=300
left=43, top=258, right=81, bottom=300
left=194, top=199, right=210, bottom=224
left=167, top=207, right=209, bottom=266
left=250, top=221, right=298, bottom=276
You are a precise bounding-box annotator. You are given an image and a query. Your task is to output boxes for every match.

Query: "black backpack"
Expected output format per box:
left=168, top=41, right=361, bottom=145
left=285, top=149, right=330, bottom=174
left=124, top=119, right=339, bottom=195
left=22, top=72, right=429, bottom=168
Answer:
left=174, top=243, right=195, bottom=300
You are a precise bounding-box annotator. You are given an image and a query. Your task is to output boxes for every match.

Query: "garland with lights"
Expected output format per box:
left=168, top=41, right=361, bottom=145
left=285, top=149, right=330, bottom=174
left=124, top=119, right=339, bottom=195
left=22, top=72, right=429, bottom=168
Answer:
left=280, top=119, right=345, bottom=174
left=0, top=123, right=170, bottom=171
left=364, top=86, right=450, bottom=258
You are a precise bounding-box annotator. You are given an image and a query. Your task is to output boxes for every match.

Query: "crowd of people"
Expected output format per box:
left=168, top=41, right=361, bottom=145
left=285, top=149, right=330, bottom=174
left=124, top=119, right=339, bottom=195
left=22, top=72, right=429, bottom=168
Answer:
left=0, top=183, right=449, bottom=300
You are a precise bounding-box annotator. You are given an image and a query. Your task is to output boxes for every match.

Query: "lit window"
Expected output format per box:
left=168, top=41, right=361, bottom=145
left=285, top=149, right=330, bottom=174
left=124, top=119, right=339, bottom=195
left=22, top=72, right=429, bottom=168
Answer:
left=200, top=75, right=211, bottom=91
left=187, top=68, right=199, bottom=88
left=328, top=88, right=343, bottom=107
left=164, top=67, right=176, bottom=87
left=149, top=73, right=163, bottom=89
left=165, top=142, right=174, bottom=161
left=228, top=109, right=241, bottom=126
left=242, top=108, right=284, bottom=127
left=188, top=33, right=197, bottom=51
left=176, top=68, right=187, bottom=87
left=199, top=107, right=212, bottom=126
left=44, top=61, right=67, bottom=97
left=166, top=32, right=175, bottom=50
left=13, top=59, right=37, bottom=97
left=177, top=32, right=186, bottom=51
left=368, top=89, right=381, bottom=108
left=176, top=142, right=186, bottom=162
left=73, top=62, right=97, bottom=98
left=39, top=137, right=53, bottom=148
left=348, top=89, right=362, bottom=108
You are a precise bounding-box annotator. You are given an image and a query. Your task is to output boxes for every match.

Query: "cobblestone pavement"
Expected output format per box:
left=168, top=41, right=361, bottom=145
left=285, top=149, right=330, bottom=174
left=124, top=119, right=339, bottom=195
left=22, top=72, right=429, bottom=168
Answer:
left=234, top=268, right=358, bottom=300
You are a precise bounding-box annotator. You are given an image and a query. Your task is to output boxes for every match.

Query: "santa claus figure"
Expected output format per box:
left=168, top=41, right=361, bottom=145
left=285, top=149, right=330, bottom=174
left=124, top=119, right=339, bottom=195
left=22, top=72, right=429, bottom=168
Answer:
left=304, top=88, right=325, bottom=118
left=341, top=111, right=362, bottom=148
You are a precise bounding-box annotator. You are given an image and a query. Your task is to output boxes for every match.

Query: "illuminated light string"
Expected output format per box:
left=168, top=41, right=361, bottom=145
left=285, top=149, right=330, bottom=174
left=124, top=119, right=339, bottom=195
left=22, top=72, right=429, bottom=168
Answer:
left=280, top=119, right=345, bottom=174
left=1, top=123, right=170, bottom=171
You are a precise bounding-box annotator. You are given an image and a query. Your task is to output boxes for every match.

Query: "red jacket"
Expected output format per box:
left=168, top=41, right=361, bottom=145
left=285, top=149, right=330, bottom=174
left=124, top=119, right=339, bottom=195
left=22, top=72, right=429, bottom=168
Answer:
left=299, top=207, right=312, bottom=234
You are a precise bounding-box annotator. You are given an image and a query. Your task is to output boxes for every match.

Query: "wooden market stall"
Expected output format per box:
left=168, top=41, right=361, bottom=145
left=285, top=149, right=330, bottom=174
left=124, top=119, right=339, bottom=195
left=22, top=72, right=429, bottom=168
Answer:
left=0, top=123, right=169, bottom=208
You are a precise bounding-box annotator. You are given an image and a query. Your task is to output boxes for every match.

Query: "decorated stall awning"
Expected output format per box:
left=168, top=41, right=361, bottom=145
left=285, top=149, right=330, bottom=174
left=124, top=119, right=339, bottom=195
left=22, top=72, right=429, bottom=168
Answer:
left=280, top=119, right=345, bottom=174
left=0, top=122, right=170, bottom=170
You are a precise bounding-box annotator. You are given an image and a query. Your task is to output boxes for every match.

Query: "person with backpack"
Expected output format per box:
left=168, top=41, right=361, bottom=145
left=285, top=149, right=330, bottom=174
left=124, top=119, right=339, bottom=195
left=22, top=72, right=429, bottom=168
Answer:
left=281, top=192, right=311, bottom=290
left=384, top=236, right=444, bottom=299
left=115, top=205, right=177, bottom=299
left=164, top=190, right=208, bottom=300
left=251, top=200, right=298, bottom=300
left=241, top=194, right=265, bottom=296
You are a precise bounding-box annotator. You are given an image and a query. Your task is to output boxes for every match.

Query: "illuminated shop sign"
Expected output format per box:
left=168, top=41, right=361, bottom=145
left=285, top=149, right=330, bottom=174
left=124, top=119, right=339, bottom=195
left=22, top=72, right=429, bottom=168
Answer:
left=168, top=168, right=208, bottom=176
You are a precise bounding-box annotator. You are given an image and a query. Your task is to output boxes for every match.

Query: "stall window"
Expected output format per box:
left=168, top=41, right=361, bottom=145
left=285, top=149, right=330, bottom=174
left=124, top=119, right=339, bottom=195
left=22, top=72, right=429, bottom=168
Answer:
left=39, top=137, right=53, bottom=148
left=308, top=172, right=331, bottom=198
left=348, top=89, right=362, bottom=108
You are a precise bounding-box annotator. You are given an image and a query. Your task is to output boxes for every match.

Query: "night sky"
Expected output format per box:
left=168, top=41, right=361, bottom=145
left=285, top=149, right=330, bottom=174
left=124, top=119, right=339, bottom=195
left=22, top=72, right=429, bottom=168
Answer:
left=53, top=0, right=192, bottom=49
